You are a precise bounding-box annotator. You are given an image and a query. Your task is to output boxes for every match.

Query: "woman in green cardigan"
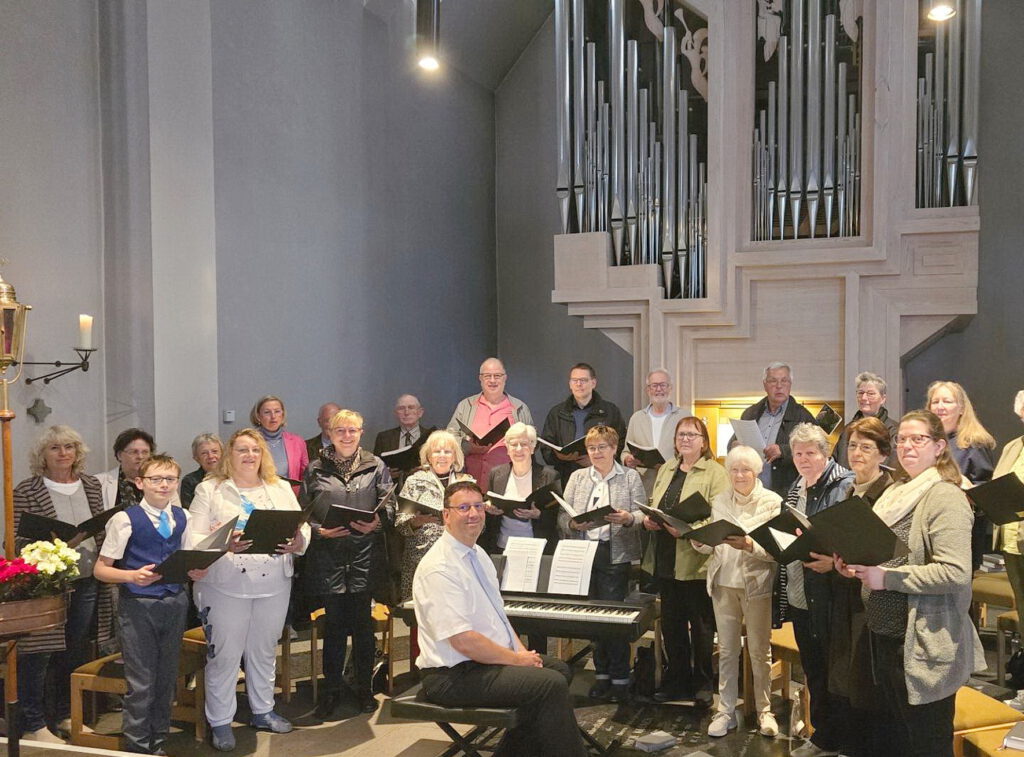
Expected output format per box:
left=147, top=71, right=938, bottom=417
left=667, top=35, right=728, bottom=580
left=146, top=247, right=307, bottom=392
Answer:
left=641, top=416, right=728, bottom=705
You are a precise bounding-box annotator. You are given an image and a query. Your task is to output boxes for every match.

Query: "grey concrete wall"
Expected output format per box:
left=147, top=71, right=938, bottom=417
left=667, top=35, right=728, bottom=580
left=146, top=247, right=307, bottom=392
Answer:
left=905, top=0, right=1024, bottom=445
left=210, top=1, right=497, bottom=439
left=0, top=1, right=108, bottom=487
left=494, top=15, right=636, bottom=424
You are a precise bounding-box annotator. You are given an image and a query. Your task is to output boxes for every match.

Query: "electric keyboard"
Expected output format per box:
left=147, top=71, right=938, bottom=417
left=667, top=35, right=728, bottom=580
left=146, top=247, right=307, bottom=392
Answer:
left=397, top=593, right=655, bottom=642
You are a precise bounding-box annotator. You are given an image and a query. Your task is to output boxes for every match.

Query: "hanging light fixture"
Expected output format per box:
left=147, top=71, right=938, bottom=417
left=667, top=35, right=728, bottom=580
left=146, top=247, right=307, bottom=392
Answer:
left=927, top=0, right=957, bottom=21
left=417, top=0, right=440, bottom=71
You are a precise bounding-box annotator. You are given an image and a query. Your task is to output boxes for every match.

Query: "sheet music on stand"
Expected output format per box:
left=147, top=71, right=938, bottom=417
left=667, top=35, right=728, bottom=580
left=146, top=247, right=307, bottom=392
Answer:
left=545, top=540, right=599, bottom=596
left=500, top=537, right=546, bottom=593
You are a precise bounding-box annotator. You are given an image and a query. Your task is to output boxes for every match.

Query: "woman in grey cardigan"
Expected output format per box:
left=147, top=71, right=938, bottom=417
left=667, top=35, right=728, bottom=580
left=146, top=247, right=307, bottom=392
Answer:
left=841, top=410, right=984, bottom=757
left=559, top=425, right=645, bottom=703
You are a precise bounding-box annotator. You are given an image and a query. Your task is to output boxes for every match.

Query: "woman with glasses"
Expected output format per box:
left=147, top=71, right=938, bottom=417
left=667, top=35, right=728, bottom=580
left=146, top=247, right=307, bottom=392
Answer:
left=558, top=425, right=645, bottom=703
left=189, top=428, right=309, bottom=751
left=926, top=381, right=996, bottom=570
left=301, top=409, right=394, bottom=719
left=840, top=411, right=982, bottom=757
left=640, top=416, right=727, bottom=706
left=13, top=425, right=115, bottom=743
left=830, top=416, right=895, bottom=757
left=484, top=422, right=562, bottom=653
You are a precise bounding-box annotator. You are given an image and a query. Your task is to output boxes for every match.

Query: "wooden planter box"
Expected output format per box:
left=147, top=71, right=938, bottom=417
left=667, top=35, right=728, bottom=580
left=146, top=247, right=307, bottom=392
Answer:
left=0, top=594, right=67, bottom=640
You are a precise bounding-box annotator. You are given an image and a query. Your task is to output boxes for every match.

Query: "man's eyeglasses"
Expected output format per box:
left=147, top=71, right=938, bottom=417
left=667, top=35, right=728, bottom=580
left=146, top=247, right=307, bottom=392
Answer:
left=143, top=476, right=179, bottom=484
left=446, top=503, right=486, bottom=514
left=569, top=377, right=593, bottom=385
left=479, top=373, right=506, bottom=381
left=647, top=382, right=669, bottom=390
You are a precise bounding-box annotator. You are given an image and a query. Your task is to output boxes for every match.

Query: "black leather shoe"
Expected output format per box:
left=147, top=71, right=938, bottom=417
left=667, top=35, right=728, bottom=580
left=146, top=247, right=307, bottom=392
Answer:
left=588, top=680, right=612, bottom=700
left=314, top=690, right=342, bottom=720
left=652, top=687, right=686, bottom=703
left=359, top=694, right=378, bottom=713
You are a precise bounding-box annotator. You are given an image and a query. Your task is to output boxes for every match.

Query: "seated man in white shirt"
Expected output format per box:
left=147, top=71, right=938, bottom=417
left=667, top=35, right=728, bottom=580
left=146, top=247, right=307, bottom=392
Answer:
left=413, top=481, right=587, bottom=757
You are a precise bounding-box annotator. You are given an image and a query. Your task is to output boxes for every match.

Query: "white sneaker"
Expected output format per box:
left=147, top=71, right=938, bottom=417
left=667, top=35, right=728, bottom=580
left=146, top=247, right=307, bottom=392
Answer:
left=1006, top=690, right=1024, bottom=711
left=707, top=711, right=736, bottom=738
left=23, top=728, right=66, bottom=744
left=791, top=741, right=840, bottom=757
left=758, top=711, right=779, bottom=737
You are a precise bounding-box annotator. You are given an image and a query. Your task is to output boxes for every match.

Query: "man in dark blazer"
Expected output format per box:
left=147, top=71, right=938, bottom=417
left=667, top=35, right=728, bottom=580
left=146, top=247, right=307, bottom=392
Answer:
left=306, top=402, right=341, bottom=463
left=541, top=363, right=627, bottom=486
left=731, top=362, right=815, bottom=497
left=373, top=394, right=435, bottom=473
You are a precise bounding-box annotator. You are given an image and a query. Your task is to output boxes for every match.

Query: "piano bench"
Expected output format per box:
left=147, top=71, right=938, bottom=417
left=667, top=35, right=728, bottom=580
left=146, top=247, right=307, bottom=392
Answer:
left=389, top=684, right=520, bottom=756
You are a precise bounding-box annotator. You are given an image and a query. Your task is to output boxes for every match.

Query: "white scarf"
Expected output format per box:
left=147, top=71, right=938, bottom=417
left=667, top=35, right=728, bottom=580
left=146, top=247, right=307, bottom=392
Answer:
left=872, top=467, right=942, bottom=526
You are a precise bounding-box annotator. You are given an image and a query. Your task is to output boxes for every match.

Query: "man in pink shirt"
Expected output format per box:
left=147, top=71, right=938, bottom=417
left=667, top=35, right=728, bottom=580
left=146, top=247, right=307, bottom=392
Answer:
left=447, top=357, right=534, bottom=486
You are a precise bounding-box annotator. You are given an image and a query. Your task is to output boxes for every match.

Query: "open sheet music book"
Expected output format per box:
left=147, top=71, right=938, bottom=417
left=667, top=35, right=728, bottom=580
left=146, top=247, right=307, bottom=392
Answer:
left=500, top=537, right=547, bottom=593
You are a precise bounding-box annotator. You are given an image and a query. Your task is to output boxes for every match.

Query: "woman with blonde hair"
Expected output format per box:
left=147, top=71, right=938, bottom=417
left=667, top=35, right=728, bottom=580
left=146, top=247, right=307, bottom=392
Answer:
left=840, top=410, right=982, bottom=757
left=397, top=430, right=474, bottom=601
left=13, top=425, right=114, bottom=743
left=189, top=428, right=309, bottom=750
left=927, top=380, right=996, bottom=570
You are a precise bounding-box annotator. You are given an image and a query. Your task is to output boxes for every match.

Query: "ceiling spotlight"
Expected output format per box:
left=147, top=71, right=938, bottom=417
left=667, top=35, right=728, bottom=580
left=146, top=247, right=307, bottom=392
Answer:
left=416, top=0, right=440, bottom=71
left=927, top=1, right=956, bottom=21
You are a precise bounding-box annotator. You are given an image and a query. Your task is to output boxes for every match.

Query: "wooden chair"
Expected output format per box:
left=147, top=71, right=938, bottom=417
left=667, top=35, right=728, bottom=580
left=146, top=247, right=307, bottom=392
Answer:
left=69, top=637, right=207, bottom=751
left=997, top=610, right=1019, bottom=686
left=953, top=686, right=1024, bottom=757
left=310, top=603, right=394, bottom=700
left=742, top=622, right=810, bottom=735
left=972, top=573, right=1015, bottom=627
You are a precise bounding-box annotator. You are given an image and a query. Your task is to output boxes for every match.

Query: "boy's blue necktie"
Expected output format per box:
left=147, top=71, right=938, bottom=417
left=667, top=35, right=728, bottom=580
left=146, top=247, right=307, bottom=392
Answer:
left=157, top=510, right=172, bottom=539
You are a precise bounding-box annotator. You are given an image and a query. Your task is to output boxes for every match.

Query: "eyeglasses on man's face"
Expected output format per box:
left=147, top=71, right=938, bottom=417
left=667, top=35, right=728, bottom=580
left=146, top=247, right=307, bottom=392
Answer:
left=143, top=476, right=179, bottom=484
left=446, top=502, right=486, bottom=514
left=479, top=373, right=506, bottom=381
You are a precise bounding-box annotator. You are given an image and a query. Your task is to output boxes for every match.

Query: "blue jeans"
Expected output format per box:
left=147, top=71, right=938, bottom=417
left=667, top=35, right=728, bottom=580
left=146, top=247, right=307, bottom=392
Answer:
left=588, top=542, right=630, bottom=684
left=18, top=578, right=98, bottom=732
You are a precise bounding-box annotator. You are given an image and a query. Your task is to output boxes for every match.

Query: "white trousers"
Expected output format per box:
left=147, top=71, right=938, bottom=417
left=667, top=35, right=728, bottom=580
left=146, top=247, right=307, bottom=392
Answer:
left=195, top=585, right=290, bottom=727
left=710, top=584, right=773, bottom=717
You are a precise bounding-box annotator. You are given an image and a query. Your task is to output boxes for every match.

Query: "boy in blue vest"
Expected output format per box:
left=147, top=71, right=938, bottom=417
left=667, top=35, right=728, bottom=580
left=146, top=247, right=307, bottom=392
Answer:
left=95, top=453, right=207, bottom=755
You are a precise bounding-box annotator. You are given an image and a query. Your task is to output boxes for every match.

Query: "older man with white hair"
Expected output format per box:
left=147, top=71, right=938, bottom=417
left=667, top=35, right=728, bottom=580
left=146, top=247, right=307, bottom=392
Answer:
left=622, top=368, right=687, bottom=495
left=731, top=362, right=815, bottom=497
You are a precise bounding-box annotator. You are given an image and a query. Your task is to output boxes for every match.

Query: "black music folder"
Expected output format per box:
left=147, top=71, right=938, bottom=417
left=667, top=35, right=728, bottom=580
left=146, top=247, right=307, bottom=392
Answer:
left=808, top=496, right=910, bottom=566
left=747, top=507, right=812, bottom=562
left=638, top=504, right=690, bottom=535
left=626, top=442, right=666, bottom=469
left=457, top=418, right=511, bottom=447
left=566, top=505, right=619, bottom=528
left=682, top=519, right=746, bottom=547
left=380, top=439, right=425, bottom=471
left=151, top=516, right=237, bottom=584
left=398, top=495, right=442, bottom=515
left=486, top=482, right=559, bottom=516
left=320, top=502, right=384, bottom=530
left=537, top=435, right=588, bottom=457
left=967, top=474, right=1024, bottom=525
left=18, top=507, right=125, bottom=543
left=240, top=510, right=306, bottom=554
left=664, top=491, right=712, bottom=523
left=814, top=403, right=844, bottom=435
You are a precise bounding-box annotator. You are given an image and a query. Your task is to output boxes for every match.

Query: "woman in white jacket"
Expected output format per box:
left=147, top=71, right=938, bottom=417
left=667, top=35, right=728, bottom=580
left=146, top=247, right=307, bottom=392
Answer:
left=189, top=428, right=311, bottom=752
left=692, top=445, right=782, bottom=739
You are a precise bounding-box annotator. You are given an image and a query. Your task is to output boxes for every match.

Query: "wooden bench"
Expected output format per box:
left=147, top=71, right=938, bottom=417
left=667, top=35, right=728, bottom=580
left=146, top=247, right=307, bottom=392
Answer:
left=953, top=685, right=1024, bottom=757
left=972, top=573, right=1015, bottom=627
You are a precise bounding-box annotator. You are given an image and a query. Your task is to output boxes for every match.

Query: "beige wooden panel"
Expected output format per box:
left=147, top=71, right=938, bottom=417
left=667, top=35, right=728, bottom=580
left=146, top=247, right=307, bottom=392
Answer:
left=693, top=279, right=845, bottom=401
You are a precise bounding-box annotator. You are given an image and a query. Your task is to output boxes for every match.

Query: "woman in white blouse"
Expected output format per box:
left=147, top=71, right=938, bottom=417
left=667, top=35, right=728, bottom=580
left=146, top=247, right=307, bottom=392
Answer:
left=692, top=445, right=782, bottom=739
left=189, top=428, right=310, bottom=752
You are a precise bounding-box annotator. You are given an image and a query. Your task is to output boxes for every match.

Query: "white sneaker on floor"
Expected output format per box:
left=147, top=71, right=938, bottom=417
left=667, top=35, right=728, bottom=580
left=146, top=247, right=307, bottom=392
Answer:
left=23, top=728, right=66, bottom=744
left=707, top=711, right=736, bottom=738
left=758, top=711, right=779, bottom=737
left=1006, top=690, right=1024, bottom=711
left=791, top=741, right=840, bottom=757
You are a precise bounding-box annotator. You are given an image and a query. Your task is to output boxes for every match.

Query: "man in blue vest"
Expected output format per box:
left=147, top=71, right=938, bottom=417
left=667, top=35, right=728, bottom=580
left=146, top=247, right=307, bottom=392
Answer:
left=95, top=454, right=207, bottom=755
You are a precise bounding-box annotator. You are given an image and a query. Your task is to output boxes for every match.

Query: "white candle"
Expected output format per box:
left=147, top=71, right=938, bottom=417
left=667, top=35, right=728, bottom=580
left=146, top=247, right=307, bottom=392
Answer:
left=78, top=314, right=93, bottom=350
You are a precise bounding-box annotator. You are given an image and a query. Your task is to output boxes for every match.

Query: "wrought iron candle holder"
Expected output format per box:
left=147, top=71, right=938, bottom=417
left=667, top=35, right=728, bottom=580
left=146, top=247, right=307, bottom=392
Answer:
left=21, top=348, right=98, bottom=385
